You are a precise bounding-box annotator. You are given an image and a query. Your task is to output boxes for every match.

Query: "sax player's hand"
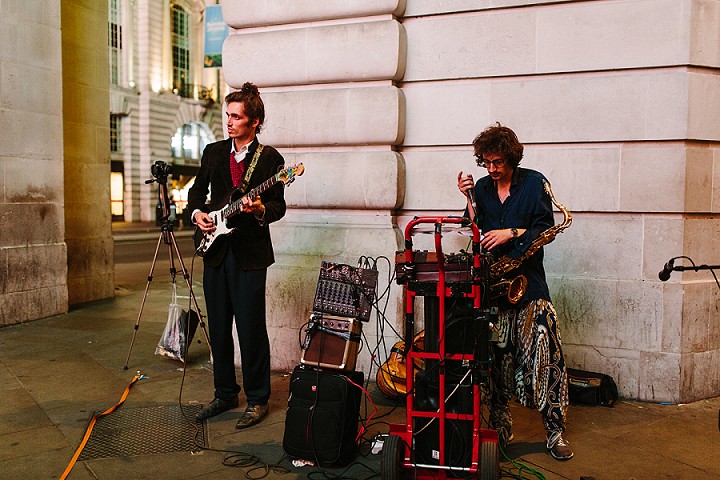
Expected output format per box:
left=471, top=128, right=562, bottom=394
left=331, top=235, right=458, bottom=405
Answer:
left=481, top=228, right=526, bottom=250
left=457, top=171, right=474, bottom=196
left=480, top=229, right=514, bottom=250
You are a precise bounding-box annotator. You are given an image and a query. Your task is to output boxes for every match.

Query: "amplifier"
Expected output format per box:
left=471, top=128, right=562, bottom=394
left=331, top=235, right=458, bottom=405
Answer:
left=312, top=261, right=378, bottom=322
left=300, top=314, right=361, bottom=371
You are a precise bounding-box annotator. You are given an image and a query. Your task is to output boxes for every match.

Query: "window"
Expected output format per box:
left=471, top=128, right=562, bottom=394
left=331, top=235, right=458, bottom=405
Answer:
left=110, top=171, right=124, bottom=217
left=108, top=0, right=122, bottom=86
left=170, top=122, right=215, bottom=221
left=171, top=5, right=191, bottom=98
left=171, top=121, right=215, bottom=162
left=110, top=114, right=121, bottom=152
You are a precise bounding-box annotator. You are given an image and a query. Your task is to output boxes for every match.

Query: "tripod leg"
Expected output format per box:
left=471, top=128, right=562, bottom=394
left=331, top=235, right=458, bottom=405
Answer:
left=124, top=233, right=164, bottom=370
left=167, top=230, right=213, bottom=357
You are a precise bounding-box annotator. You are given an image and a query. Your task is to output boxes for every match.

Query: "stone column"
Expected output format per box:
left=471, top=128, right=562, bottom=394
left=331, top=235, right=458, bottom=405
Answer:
left=0, top=1, right=69, bottom=323
left=61, top=0, right=114, bottom=305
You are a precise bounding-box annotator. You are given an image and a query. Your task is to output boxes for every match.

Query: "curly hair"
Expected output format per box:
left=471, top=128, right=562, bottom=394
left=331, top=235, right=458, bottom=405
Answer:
left=472, top=122, right=524, bottom=169
left=225, top=82, right=265, bottom=133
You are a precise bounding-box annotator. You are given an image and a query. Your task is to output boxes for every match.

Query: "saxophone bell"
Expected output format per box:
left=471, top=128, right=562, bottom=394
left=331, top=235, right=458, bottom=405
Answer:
left=488, top=275, right=527, bottom=304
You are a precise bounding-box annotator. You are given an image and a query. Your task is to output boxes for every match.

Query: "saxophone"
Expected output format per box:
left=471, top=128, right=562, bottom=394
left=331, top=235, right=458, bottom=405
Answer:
left=488, top=179, right=572, bottom=303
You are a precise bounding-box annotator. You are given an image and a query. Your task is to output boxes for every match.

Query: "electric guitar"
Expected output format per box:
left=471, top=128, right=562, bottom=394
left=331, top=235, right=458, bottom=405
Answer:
left=194, top=163, right=305, bottom=257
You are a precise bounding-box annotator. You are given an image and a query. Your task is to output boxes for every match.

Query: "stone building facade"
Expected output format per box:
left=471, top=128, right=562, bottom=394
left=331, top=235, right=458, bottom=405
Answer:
left=2, top=0, right=718, bottom=404
left=220, top=0, right=720, bottom=403
left=109, top=0, right=224, bottom=223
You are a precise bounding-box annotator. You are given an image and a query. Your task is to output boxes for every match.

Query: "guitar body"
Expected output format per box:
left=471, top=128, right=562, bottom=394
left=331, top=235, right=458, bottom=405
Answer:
left=376, top=330, right=425, bottom=399
left=194, top=163, right=304, bottom=257
left=194, top=197, right=238, bottom=257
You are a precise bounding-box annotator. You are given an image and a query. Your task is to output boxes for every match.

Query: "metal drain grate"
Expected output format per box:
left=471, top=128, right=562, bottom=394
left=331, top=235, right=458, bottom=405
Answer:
left=78, top=404, right=206, bottom=460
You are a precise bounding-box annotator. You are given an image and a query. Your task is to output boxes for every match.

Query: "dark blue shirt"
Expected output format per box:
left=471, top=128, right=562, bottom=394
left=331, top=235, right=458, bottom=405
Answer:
left=469, top=167, right=555, bottom=303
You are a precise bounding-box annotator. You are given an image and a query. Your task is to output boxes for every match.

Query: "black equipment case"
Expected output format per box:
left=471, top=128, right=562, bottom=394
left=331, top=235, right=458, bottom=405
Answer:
left=282, top=365, right=364, bottom=466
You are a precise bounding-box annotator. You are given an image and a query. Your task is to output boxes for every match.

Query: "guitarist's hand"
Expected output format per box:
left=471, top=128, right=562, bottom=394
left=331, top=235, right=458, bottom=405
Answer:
left=242, top=196, right=266, bottom=219
left=193, top=211, right=216, bottom=233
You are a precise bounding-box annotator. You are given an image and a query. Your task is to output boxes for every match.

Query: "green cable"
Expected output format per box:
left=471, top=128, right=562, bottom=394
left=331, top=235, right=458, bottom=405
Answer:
left=498, top=441, right=546, bottom=480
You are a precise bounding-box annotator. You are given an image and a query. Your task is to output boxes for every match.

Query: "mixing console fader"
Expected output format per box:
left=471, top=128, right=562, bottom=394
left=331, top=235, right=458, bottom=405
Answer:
left=312, top=261, right=378, bottom=322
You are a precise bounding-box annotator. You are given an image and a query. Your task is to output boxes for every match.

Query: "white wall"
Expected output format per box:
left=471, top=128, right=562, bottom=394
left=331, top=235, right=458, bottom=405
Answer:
left=221, top=0, right=720, bottom=402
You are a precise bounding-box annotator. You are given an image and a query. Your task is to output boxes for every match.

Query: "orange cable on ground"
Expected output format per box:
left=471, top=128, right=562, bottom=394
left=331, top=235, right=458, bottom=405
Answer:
left=60, top=372, right=145, bottom=480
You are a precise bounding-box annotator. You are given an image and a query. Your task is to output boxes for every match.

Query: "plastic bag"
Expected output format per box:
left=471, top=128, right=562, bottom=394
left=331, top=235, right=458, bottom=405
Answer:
left=155, top=282, right=198, bottom=362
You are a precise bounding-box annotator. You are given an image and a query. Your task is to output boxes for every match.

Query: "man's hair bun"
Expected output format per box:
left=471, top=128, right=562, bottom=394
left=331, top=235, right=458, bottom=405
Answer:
left=240, top=82, right=259, bottom=95
left=224, top=82, right=266, bottom=133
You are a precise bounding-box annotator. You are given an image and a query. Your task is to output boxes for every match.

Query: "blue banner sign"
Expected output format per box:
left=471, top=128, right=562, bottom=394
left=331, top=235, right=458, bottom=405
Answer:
left=204, top=5, right=228, bottom=67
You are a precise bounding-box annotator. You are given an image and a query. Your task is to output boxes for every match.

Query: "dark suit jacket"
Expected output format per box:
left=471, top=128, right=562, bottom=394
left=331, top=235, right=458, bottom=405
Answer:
left=187, top=137, right=286, bottom=269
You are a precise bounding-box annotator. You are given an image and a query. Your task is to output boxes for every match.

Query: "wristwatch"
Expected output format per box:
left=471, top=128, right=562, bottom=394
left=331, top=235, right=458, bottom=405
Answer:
left=510, top=228, right=518, bottom=238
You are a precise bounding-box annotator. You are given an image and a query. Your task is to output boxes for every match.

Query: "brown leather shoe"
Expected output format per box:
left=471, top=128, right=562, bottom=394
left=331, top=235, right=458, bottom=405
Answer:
left=547, top=431, right=574, bottom=460
left=196, top=397, right=239, bottom=421
left=235, top=403, right=268, bottom=429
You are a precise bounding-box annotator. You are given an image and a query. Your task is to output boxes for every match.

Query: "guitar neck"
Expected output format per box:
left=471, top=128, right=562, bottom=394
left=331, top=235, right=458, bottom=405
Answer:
left=224, top=175, right=279, bottom=219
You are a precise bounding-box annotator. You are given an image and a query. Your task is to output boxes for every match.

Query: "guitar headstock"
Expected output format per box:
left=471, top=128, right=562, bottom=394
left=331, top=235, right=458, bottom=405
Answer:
left=278, top=163, right=305, bottom=185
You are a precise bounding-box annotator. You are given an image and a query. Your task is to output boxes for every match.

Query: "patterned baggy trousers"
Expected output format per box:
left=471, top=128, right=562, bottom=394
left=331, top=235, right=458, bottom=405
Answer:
left=489, top=299, right=569, bottom=445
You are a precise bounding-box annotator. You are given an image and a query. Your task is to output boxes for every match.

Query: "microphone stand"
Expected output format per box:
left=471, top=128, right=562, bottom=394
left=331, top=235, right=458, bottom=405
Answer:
left=660, top=255, right=720, bottom=286
left=668, top=264, right=720, bottom=274
left=659, top=256, right=720, bottom=430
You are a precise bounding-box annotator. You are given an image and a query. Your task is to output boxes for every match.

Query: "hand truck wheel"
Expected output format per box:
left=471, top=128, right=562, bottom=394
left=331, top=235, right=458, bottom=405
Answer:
left=380, top=434, right=404, bottom=479
left=480, top=438, right=500, bottom=480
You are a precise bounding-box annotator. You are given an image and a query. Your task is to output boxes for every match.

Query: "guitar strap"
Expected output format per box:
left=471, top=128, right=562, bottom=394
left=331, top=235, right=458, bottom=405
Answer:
left=239, top=144, right=264, bottom=194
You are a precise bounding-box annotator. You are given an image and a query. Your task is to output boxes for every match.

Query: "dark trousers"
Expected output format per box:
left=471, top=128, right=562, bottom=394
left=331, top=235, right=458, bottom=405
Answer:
left=203, top=253, right=271, bottom=405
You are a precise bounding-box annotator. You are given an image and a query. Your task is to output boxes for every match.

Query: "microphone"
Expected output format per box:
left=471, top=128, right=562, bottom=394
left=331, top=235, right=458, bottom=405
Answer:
left=658, top=258, right=675, bottom=281
left=466, top=188, right=477, bottom=219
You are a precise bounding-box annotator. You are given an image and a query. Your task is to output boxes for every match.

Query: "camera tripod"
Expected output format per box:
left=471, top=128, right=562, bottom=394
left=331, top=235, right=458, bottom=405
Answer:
left=123, top=167, right=212, bottom=369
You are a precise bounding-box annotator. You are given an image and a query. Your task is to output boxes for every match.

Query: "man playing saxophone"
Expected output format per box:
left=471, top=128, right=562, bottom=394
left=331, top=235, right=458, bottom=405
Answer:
left=457, top=123, right=573, bottom=461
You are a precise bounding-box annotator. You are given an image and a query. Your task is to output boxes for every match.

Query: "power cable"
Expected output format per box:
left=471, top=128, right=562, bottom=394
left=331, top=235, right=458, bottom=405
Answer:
left=60, top=372, right=146, bottom=480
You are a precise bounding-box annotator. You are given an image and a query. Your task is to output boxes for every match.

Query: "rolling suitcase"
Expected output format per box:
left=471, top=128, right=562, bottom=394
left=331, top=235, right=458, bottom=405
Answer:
left=282, top=365, right=364, bottom=466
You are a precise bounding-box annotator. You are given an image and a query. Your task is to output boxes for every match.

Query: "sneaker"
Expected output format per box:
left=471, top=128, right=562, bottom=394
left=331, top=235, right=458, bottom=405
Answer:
left=497, top=430, right=514, bottom=449
left=196, top=397, right=239, bottom=421
left=546, top=431, right=573, bottom=460
left=235, top=403, right=268, bottom=429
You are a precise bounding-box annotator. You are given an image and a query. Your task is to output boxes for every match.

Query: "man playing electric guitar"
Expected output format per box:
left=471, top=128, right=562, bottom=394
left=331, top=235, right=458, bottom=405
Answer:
left=187, top=82, right=285, bottom=429
left=194, top=162, right=303, bottom=258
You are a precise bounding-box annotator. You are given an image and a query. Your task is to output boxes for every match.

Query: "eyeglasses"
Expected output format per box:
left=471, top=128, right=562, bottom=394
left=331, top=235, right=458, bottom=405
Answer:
left=475, top=157, right=506, bottom=169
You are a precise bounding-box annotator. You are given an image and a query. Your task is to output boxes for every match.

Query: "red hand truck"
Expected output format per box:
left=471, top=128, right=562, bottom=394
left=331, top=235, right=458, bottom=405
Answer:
left=382, top=216, right=500, bottom=480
